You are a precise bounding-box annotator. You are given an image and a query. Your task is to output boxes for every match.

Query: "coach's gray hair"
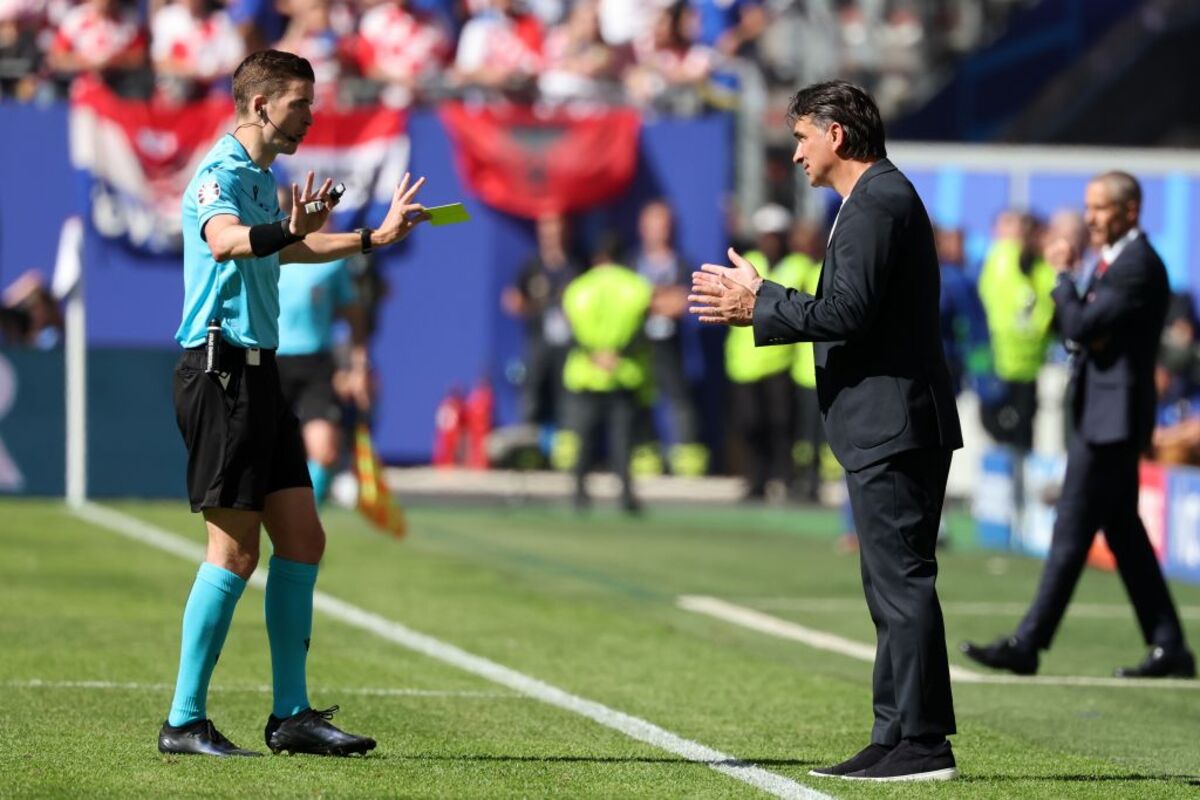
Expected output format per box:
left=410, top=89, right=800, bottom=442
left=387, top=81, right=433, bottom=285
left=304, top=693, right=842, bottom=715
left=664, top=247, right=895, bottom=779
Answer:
left=1093, top=170, right=1142, bottom=210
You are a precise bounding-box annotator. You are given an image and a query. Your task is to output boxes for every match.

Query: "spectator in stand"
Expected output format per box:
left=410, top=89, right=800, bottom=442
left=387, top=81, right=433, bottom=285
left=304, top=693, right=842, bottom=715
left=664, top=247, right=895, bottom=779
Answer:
left=275, top=0, right=351, bottom=107
left=353, top=0, right=451, bottom=107
left=151, top=0, right=244, bottom=103
left=625, top=1, right=714, bottom=111
left=538, top=0, right=623, bottom=103
left=46, top=0, right=148, bottom=95
left=977, top=210, right=1055, bottom=453
left=0, top=0, right=43, bottom=100
left=452, top=0, right=543, bottom=95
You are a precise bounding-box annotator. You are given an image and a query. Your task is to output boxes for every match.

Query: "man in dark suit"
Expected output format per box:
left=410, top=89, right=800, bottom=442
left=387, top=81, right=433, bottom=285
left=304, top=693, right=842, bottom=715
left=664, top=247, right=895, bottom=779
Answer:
left=962, top=172, right=1195, bottom=679
left=689, top=81, right=963, bottom=782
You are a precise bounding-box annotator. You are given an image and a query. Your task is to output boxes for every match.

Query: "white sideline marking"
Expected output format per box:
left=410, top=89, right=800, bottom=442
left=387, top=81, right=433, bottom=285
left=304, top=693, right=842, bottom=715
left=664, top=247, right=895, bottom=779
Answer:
left=742, top=597, right=1200, bottom=621
left=678, top=596, right=1200, bottom=691
left=4, top=680, right=514, bottom=698
left=70, top=502, right=831, bottom=800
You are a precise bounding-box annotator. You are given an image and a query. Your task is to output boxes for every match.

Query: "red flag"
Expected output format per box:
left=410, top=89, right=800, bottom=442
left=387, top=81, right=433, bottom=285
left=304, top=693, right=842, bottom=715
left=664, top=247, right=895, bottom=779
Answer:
left=439, top=101, right=640, bottom=219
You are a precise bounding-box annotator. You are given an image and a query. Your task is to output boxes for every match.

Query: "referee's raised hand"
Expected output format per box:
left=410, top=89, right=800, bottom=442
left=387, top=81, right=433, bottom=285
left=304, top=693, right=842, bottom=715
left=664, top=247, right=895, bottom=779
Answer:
left=374, top=172, right=430, bottom=246
left=288, top=171, right=334, bottom=237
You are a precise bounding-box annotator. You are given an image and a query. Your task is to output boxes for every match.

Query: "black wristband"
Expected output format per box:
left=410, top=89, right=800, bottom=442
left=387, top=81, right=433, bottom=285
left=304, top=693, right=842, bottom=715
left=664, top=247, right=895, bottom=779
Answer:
left=357, top=227, right=373, bottom=254
left=249, top=219, right=305, bottom=257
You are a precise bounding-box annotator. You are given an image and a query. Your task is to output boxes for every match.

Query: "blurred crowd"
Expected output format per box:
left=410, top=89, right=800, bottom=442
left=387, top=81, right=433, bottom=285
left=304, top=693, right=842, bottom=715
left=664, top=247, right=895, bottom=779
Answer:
left=1, top=0, right=1032, bottom=114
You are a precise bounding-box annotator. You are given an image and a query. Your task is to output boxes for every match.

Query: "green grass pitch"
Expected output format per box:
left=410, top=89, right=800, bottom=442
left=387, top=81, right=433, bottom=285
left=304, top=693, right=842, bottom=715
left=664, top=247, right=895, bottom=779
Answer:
left=2, top=497, right=1198, bottom=798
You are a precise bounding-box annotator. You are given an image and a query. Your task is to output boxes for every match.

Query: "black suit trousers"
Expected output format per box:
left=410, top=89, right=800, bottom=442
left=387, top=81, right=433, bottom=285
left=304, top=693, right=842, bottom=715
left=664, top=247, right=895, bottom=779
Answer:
left=1016, top=438, right=1185, bottom=651
left=846, top=447, right=956, bottom=743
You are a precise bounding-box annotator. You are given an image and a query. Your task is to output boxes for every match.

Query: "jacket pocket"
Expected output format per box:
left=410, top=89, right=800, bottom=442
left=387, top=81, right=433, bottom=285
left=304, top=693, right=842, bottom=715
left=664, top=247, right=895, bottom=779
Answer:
left=841, top=375, right=908, bottom=449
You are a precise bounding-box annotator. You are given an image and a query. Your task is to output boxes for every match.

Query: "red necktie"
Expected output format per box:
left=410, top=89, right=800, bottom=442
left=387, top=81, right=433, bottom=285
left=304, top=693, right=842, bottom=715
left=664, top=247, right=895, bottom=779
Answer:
left=1095, top=259, right=1110, bottom=277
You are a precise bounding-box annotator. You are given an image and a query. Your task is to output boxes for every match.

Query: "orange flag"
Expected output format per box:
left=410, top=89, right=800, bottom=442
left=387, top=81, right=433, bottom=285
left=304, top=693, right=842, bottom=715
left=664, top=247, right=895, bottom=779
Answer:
left=354, top=423, right=407, bottom=539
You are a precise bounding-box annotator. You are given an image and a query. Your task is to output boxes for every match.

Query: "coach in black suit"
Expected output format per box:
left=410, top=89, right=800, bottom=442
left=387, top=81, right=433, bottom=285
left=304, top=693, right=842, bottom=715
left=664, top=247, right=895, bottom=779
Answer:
left=963, top=172, right=1195, bottom=679
left=690, top=81, right=962, bottom=782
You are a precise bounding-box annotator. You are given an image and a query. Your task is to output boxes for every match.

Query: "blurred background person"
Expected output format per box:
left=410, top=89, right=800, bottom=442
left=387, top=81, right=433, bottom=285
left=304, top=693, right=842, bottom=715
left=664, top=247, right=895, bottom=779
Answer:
left=46, top=0, right=148, bottom=96
left=451, top=0, right=543, bottom=97
left=537, top=0, right=623, bottom=104
left=725, top=203, right=797, bottom=504
left=1152, top=293, right=1200, bottom=466
left=274, top=0, right=352, bottom=107
left=151, top=0, right=244, bottom=104
left=977, top=210, right=1056, bottom=453
left=624, top=1, right=714, bottom=113
left=0, top=0, right=44, bottom=101
left=963, top=171, right=1195, bottom=680
left=562, top=233, right=651, bottom=513
left=351, top=0, right=451, bottom=107
left=936, top=225, right=990, bottom=397
left=501, top=213, right=581, bottom=449
left=632, top=199, right=707, bottom=477
left=772, top=219, right=825, bottom=503
left=1, top=269, right=63, bottom=349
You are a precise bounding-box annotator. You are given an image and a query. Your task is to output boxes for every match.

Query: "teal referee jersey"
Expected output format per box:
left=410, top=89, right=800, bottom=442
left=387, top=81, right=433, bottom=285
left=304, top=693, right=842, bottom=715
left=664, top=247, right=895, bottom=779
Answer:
left=277, top=259, right=356, bottom=356
left=176, top=134, right=288, bottom=350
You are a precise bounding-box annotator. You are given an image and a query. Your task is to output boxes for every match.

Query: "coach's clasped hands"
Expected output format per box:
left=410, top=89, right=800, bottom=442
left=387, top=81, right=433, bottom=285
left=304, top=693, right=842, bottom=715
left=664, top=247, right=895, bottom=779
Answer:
left=688, top=247, right=763, bottom=327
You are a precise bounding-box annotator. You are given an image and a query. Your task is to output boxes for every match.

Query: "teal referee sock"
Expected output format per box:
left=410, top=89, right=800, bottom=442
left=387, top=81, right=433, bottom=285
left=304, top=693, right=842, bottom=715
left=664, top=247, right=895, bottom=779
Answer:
left=307, top=460, right=331, bottom=505
left=167, top=563, right=247, bottom=727
left=265, top=555, right=318, bottom=719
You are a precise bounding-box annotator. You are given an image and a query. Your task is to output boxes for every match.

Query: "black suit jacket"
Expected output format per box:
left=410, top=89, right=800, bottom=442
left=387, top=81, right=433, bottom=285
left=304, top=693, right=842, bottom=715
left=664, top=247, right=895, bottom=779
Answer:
left=751, top=159, right=962, bottom=472
left=1053, top=233, right=1168, bottom=450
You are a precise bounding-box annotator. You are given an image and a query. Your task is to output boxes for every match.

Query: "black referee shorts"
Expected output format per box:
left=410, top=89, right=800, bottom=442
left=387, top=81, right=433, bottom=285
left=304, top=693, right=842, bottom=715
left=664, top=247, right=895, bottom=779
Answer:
left=173, top=344, right=312, bottom=513
left=277, top=352, right=342, bottom=425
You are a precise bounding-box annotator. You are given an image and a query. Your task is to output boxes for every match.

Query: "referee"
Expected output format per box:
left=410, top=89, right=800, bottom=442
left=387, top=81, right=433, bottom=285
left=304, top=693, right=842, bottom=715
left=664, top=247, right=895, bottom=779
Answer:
left=161, top=49, right=428, bottom=757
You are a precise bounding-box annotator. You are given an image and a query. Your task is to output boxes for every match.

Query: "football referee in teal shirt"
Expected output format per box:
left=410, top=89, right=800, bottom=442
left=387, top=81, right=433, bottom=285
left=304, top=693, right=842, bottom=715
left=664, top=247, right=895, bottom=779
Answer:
left=162, top=49, right=429, bottom=757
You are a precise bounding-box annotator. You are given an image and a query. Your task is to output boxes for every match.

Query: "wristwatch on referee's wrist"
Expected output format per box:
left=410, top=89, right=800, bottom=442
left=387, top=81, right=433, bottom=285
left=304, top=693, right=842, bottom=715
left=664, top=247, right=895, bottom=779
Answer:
left=356, top=227, right=373, bottom=254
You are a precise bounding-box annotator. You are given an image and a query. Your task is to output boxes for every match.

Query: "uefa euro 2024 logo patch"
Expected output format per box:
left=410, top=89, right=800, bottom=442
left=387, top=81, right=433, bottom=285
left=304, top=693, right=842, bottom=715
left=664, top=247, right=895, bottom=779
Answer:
left=197, top=179, right=221, bottom=207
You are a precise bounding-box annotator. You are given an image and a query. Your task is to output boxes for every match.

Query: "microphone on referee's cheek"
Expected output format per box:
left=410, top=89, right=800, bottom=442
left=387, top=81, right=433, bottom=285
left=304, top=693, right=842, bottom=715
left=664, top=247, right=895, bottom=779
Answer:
left=259, top=107, right=300, bottom=144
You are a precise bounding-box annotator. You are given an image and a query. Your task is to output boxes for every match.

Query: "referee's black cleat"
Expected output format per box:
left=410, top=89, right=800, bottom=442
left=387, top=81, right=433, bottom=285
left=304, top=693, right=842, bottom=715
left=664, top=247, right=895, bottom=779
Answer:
left=265, top=705, right=377, bottom=756
left=158, top=718, right=263, bottom=757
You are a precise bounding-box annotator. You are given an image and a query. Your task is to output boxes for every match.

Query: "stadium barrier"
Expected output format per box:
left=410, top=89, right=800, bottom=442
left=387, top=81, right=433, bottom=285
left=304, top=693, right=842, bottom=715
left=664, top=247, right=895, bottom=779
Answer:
left=973, top=445, right=1200, bottom=585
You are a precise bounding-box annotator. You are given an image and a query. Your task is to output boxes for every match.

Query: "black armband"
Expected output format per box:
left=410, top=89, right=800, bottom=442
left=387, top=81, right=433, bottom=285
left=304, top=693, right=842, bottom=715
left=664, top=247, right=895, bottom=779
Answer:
left=249, top=219, right=305, bottom=257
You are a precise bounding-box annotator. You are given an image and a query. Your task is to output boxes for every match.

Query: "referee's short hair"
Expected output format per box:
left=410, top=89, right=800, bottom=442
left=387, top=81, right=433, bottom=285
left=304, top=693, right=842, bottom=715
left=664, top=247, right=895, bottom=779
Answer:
left=232, top=50, right=316, bottom=116
left=787, top=80, right=887, bottom=161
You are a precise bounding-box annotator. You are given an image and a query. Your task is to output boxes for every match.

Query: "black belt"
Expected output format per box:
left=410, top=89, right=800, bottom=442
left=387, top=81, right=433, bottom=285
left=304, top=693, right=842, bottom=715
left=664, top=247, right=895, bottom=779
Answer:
left=186, top=340, right=276, bottom=367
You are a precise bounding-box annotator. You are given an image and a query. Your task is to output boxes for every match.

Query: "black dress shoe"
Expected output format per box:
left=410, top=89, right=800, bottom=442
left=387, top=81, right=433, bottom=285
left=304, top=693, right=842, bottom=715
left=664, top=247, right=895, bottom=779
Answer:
left=265, top=705, right=377, bottom=756
left=808, top=742, right=893, bottom=777
left=959, top=635, right=1038, bottom=676
left=844, top=738, right=958, bottom=782
left=1114, top=645, right=1196, bottom=678
left=158, top=719, right=262, bottom=756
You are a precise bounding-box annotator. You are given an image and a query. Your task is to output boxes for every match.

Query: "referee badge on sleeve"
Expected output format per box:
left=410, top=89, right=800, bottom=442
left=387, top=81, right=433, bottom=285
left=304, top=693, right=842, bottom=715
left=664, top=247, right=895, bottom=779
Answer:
left=197, top=179, right=221, bottom=206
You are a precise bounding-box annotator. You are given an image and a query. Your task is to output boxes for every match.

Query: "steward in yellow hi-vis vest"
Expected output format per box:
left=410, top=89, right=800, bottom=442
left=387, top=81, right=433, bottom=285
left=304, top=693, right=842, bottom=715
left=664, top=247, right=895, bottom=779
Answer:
left=562, top=238, right=653, bottom=513
left=725, top=205, right=799, bottom=502
left=978, top=218, right=1057, bottom=451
